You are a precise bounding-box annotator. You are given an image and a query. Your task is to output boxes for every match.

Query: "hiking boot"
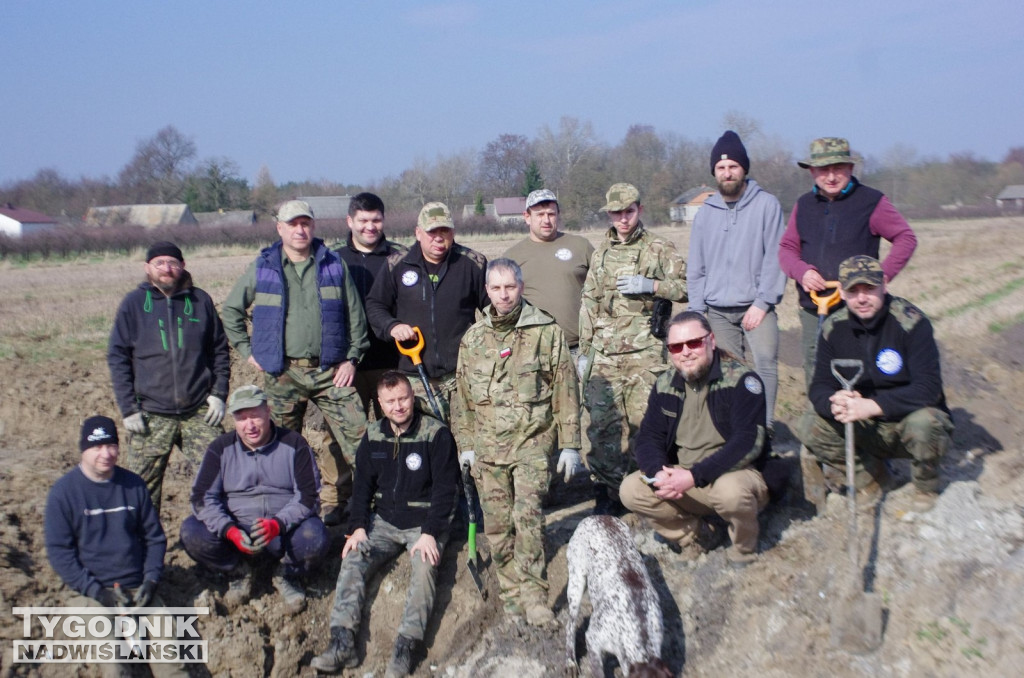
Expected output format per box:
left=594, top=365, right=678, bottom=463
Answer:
left=384, top=634, right=417, bottom=678
left=525, top=602, right=555, bottom=626
left=322, top=504, right=346, bottom=528
left=272, top=564, right=306, bottom=614
left=222, top=562, right=252, bottom=612
left=310, top=626, right=358, bottom=673
left=593, top=484, right=624, bottom=516
left=912, top=490, right=938, bottom=513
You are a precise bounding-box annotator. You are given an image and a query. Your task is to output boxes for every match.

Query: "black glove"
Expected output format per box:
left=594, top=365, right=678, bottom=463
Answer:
left=133, top=580, right=158, bottom=607
left=94, top=587, right=119, bottom=608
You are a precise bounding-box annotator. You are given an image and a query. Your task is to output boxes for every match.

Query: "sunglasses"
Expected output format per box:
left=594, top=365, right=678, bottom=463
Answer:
left=667, top=333, right=709, bottom=354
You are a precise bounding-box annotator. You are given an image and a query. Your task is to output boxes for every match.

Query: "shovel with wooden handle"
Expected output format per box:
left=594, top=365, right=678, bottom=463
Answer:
left=828, top=358, right=883, bottom=653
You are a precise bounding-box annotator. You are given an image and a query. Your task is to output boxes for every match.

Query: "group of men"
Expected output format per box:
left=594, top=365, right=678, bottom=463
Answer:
left=45, top=132, right=954, bottom=676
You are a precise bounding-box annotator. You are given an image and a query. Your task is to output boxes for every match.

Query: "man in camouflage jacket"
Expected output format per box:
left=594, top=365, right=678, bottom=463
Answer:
left=454, top=258, right=581, bottom=625
left=578, top=183, right=687, bottom=514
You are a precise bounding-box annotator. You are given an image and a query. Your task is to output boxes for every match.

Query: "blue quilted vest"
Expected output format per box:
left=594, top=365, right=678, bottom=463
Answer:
left=251, top=240, right=349, bottom=375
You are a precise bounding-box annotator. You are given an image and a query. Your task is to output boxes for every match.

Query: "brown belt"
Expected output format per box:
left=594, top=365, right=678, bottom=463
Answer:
left=285, top=357, right=319, bottom=368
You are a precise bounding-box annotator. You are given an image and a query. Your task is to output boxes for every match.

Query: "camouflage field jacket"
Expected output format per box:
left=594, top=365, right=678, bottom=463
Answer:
left=579, top=223, right=687, bottom=357
left=454, top=302, right=581, bottom=464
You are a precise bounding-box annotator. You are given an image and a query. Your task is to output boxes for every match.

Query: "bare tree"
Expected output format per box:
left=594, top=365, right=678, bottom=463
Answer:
left=118, top=125, right=197, bottom=203
left=250, top=165, right=278, bottom=218
left=479, top=134, right=530, bottom=197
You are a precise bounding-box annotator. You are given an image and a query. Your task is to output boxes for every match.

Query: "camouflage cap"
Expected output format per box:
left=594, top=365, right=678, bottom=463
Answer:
left=525, top=188, right=558, bottom=210
left=797, top=137, right=861, bottom=168
left=838, top=255, right=884, bottom=290
left=599, top=183, right=640, bottom=212
left=227, top=385, right=268, bottom=414
left=417, top=202, right=455, bottom=231
left=277, top=200, right=314, bottom=223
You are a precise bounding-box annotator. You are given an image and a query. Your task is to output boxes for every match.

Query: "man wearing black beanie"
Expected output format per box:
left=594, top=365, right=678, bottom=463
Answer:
left=45, top=415, right=186, bottom=677
left=108, top=241, right=231, bottom=511
left=687, top=131, right=786, bottom=433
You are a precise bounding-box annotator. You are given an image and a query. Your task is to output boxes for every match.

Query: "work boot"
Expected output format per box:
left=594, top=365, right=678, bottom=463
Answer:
left=525, top=602, right=555, bottom=626
left=272, top=564, right=306, bottom=614
left=310, top=626, right=358, bottom=673
left=322, top=504, right=346, bottom=528
left=592, top=484, right=624, bottom=516
left=384, top=634, right=417, bottom=678
left=222, top=562, right=253, bottom=612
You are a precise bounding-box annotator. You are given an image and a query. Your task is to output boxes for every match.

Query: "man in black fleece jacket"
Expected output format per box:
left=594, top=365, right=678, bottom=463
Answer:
left=620, top=312, right=769, bottom=565
left=312, top=371, right=458, bottom=677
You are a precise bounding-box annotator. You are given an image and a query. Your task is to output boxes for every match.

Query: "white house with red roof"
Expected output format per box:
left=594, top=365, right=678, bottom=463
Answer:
left=0, top=203, right=59, bottom=237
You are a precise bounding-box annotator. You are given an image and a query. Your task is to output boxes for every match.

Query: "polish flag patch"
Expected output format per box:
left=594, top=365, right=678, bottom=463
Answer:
left=499, top=347, right=512, bottom=359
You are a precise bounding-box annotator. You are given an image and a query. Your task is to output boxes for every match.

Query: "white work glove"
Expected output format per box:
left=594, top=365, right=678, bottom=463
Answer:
left=204, top=395, right=226, bottom=427
left=576, top=354, right=588, bottom=380
left=123, top=412, right=147, bottom=435
left=460, top=450, right=476, bottom=468
left=616, top=275, right=655, bottom=295
left=556, top=449, right=582, bottom=483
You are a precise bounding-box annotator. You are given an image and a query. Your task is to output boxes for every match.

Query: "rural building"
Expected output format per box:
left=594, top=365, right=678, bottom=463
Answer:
left=295, top=196, right=351, bottom=221
left=461, top=203, right=498, bottom=220
left=195, top=209, right=257, bottom=227
left=493, top=197, right=527, bottom=226
left=0, top=204, right=59, bottom=238
left=669, top=186, right=716, bottom=224
left=996, top=185, right=1024, bottom=210
left=86, top=204, right=198, bottom=228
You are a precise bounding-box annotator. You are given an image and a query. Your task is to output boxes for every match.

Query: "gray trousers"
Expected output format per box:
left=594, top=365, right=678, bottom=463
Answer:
left=328, top=514, right=445, bottom=641
left=707, top=305, right=779, bottom=427
left=797, top=407, right=954, bottom=492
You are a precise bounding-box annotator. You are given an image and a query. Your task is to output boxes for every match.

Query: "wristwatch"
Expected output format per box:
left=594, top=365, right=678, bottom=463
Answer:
left=348, top=357, right=359, bottom=367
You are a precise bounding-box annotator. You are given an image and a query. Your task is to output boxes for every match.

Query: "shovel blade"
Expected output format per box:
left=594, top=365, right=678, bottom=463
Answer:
left=467, top=559, right=486, bottom=599
left=830, top=590, right=883, bottom=653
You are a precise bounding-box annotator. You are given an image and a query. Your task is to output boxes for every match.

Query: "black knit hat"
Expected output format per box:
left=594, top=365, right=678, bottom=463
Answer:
left=145, top=241, right=183, bottom=263
left=710, top=131, right=750, bottom=175
left=80, top=415, right=119, bottom=451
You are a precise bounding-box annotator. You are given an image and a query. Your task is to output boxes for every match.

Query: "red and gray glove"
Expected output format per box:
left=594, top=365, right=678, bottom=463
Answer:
left=251, top=518, right=282, bottom=549
left=225, top=526, right=257, bottom=555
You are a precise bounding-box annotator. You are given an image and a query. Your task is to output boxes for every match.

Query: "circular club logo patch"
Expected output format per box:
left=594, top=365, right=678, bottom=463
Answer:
left=744, top=375, right=763, bottom=395
left=406, top=453, right=423, bottom=471
left=876, top=348, right=903, bottom=375
left=555, top=248, right=573, bottom=261
left=401, top=270, right=419, bottom=287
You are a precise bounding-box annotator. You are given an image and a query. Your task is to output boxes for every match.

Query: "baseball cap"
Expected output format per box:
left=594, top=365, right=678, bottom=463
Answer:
left=525, top=189, right=558, bottom=210
left=797, top=137, right=861, bottom=168
left=417, top=202, right=455, bottom=231
left=227, top=385, right=268, bottom=413
left=599, top=183, right=640, bottom=212
left=277, top=200, right=315, bottom=223
left=838, top=255, right=884, bottom=290
left=80, top=415, right=118, bottom=451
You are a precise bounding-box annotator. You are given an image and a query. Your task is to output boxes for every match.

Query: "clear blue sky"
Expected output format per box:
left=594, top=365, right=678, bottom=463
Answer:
left=3, top=0, right=1022, bottom=186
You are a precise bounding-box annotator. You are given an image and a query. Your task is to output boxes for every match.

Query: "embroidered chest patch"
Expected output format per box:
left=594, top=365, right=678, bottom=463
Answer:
left=744, top=375, right=763, bottom=394
left=876, top=348, right=903, bottom=375
left=406, top=453, right=423, bottom=471
left=499, top=347, right=512, bottom=359
left=401, top=270, right=419, bottom=287
left=555, top=248, right=572, bottom=261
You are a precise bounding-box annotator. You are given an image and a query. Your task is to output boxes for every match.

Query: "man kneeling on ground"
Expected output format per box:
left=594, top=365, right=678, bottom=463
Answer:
left=180, top=385, right=328, bottom=614
left=312, top=371, right=459, bottom=677
left=620, top=311, right=769, bottom=565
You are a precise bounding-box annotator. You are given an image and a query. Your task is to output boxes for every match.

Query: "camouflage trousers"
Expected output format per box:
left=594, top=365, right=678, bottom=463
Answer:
left=66, top=590, right=189, bottom=678
left=407, top=371, right=457, bottom=425
left=264, top=365, right=367, bottom=510
left=621, top=467, right=768, bottom=554
left=124, top=406, right=222, bottom=511
left=473, top=454, right=550, bottom=606
left=582, top=351, right=667, bottom=489
left=328, top=514, right=446, bottom=641
left=796, top=407, right=954, bottom=492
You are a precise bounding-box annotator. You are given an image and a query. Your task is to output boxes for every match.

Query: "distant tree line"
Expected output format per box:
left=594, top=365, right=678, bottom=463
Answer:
left=3, top=116, right=1024, bottom=232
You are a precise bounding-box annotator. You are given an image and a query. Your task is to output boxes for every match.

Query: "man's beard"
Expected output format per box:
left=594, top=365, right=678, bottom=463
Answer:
left=149, top=274, right=178, bottom=294
left=717, top=178, right=744, bottom=199
left=681, top=361, right=711, bottom=384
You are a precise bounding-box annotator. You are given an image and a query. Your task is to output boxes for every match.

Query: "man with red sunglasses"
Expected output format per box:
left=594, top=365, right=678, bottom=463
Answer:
left=620, top=311, right=769, bottom=565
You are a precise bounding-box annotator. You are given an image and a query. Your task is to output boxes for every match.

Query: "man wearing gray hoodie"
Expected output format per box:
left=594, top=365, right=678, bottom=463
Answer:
left=687, top=131, right=786, bottom=431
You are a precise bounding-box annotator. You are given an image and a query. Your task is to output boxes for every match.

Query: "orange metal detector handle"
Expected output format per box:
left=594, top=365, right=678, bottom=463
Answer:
left=395, top=326, right=426, bottom=365
left=809, top=282, right=842, bottom=317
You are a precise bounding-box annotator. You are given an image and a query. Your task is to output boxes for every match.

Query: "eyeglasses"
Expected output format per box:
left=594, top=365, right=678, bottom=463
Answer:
left=667, top=334, right=709, bottom=354
left=149, top=259, right=182, bottom=270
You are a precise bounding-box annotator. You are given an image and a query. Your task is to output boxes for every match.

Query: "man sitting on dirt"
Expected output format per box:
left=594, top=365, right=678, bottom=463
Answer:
left=45, top=416, right=187, bottom=678
left=180, top=385, right=329, bottom=614
left=797, top=255, right=953, bottom=512
left=620, top=311, right=770, bottom=566
left=221, top=199, right=369, bottom=528
left=107, top=240, right=231, bottom=511
left=311, top=371, right=459, bottom=677
left=453, top=258, right=581, bottom=625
